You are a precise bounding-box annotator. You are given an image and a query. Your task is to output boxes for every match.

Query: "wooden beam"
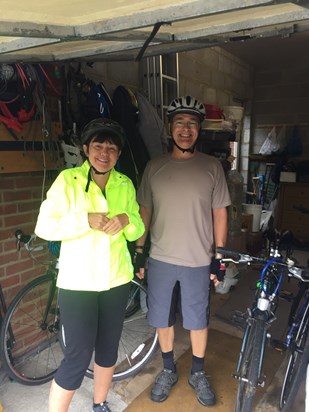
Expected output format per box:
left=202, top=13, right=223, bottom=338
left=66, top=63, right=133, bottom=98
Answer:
left=0, top=151, right=63, bottom=173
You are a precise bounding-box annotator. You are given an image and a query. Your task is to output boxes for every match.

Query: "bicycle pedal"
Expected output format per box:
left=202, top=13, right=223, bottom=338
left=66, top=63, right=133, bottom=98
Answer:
left=231, top=311, right=247, bottom=328
left=271, top=339, right=287, bottom=352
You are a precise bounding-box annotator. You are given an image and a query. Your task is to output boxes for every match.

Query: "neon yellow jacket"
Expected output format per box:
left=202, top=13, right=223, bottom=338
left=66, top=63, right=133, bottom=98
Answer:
left=35, top=161, right=144, bottom=291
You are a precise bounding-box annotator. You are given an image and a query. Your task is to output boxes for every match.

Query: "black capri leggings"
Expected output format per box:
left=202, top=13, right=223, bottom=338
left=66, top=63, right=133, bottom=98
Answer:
left=55, top=282, right=130, bottom=390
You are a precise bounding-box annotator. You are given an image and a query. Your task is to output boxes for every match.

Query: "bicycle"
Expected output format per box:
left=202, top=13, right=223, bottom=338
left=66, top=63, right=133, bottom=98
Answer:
left=279, top=276, right=309, bottom=410
left=216, top=232, right=309, bottom=412
left=0, top=229, right=158, bottom=385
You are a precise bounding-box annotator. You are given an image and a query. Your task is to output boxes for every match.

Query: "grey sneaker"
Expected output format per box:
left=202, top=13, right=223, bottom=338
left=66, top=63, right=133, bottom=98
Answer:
left=189, top=371, right=216, bottom=406
left=151, top=368, right=178, bottom=402
left=92, top=401, right=112, bottom=412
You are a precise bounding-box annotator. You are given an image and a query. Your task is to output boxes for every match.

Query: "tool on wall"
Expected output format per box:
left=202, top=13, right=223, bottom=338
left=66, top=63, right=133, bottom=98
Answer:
left=246, top=176, right=261, bottom=204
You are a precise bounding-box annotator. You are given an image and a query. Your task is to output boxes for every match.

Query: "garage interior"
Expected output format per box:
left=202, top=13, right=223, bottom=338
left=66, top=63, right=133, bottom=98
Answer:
left=0, top=1, right=309, bottom=411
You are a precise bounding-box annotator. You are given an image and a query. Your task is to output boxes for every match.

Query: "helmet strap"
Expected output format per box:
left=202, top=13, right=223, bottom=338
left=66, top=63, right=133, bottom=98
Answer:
left=85, top=165, right=110, bottom=192
left=172, top=138, right=196, bottom=154
left=91, top=166, right=111, bottom=175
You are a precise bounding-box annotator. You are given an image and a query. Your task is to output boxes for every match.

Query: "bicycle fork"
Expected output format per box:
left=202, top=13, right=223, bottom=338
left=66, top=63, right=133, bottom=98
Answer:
left=233, top=316, right=268, bottom=388
left=42, top=270, right=59, bottom=334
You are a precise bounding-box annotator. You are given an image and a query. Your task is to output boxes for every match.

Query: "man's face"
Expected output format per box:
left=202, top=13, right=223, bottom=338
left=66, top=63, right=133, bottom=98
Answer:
left=170, top=113, right=200, bottom=150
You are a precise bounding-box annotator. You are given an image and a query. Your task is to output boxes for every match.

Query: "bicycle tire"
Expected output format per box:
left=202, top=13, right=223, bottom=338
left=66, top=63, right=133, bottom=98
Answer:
left=280, top=300, right=309, bottom=410
left=124, top=280, right=142, bottom=318
left=0, top=272, right=62, bottom=385
left=288, top=282, right=307, bottom=327
left=85, top=279, right=158, bottom=381
left=235, top=317, right=267, bottom=412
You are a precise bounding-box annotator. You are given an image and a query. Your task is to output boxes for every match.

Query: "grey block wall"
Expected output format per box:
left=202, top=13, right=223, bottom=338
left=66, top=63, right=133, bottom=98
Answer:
left=82, top=46, right=309, bottom=193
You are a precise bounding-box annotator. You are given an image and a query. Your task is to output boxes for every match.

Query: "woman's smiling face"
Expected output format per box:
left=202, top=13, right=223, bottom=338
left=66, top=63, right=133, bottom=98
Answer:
left=83, top=137, right=121, bottom=173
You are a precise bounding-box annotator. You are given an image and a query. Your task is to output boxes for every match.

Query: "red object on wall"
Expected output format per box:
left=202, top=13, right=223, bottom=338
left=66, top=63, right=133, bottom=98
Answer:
left=205, top=104, right=224, bottom=119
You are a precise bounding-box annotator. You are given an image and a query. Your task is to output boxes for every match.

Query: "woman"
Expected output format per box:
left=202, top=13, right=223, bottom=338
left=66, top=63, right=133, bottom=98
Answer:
left=35, top=118, right=145, bottom=412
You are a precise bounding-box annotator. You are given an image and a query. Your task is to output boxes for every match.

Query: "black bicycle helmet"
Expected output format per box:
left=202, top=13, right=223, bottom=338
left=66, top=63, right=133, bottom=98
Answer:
left=80, top=118, right=126, bottom=149
left=167, top=96, right=206, bottom=121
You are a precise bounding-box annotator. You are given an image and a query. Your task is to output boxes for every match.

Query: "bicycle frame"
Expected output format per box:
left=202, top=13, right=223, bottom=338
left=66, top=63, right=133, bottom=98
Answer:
left=217, top=241, right=309, bottom=412
left=233, top=260, right=282, bottom=389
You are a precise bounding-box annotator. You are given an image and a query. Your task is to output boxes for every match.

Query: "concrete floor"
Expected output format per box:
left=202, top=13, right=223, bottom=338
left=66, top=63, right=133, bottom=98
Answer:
left=0, top=295, right=305, bottom=412
left=0, top=250, right=307, bottom=411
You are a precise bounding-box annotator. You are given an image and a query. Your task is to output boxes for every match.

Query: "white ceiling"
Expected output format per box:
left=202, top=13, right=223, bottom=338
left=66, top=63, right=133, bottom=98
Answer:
left=0, top=0, right=309, bottom=67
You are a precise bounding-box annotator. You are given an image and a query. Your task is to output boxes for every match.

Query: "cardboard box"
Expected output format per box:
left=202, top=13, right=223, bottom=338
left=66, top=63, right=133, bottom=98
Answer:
left=227, top=233, right=246, bottom=253
left=246, top=231, right=264, bottom=255
left=280, top=172, right=296, bottom=182
left=241, top=213, right=253, bottom=232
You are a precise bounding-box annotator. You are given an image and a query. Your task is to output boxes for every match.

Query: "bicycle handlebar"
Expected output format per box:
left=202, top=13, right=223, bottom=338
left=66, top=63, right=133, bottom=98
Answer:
left=216, top=247, right=309, bottom=283
left=15, top=230, right=32, bottom=245
left=15, top=230, right=34, bottom=253
left=15, top=229, right=57, bottom=269
left=216, top=247, right=265, bottom=264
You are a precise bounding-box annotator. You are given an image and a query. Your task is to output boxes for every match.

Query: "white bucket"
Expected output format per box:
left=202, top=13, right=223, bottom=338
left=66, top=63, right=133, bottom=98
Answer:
left=223, top=106, right=244, bottom=122
left=242, top=204, right=262, bottom=232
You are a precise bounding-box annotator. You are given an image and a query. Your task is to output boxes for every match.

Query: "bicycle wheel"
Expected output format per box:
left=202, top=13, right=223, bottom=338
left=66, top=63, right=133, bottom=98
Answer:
left=235, top=316, right=267, bottom=412
left=0, top=271, right=62, bottom=385
left=280, top=300, right=309, bottom=410
left=288, top=282, right=307, bottom=327
left=86, top=279, right=158, bottom=381
left=124, top=280, right=143, bottom=318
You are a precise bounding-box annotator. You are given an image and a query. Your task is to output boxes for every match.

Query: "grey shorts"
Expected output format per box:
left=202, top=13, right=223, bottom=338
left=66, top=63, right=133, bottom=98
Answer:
left=147, top=257, right=211, bottom=330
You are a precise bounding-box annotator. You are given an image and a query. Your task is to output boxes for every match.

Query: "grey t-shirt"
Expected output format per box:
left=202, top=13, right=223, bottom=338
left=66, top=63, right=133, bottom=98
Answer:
left=137, top=152, right=231, bottom=267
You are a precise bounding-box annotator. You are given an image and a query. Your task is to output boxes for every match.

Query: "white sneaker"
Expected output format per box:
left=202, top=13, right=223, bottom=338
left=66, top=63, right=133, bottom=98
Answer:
left=215, top=262, right=240, bottom=294
left=215, top=276, right=239, bottom=294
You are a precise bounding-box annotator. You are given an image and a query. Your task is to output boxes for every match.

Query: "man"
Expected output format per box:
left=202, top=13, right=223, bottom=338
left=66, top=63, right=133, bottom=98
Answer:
left=135, top=95, right=231, bottom=407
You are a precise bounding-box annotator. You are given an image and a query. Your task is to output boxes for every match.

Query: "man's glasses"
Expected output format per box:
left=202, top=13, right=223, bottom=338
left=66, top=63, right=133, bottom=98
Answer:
left=173, top=120, right=199, bottom=129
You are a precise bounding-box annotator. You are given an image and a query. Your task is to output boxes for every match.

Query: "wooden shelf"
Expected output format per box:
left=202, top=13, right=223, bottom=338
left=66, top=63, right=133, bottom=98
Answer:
left=0, top=120, right=63, bottom=173
left=249, top=154, right=281, bottom=162
left=200, top=129, right=236, bottom=141
left=0, top=151, right=63, bottom=173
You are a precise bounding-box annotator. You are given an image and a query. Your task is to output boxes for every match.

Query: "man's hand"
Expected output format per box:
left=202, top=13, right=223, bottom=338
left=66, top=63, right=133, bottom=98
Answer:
left=133, top=249, right=147, bottom=279
left=210, top=274, right=220, bottom=287
left=210, top=257, right=226, bottom=285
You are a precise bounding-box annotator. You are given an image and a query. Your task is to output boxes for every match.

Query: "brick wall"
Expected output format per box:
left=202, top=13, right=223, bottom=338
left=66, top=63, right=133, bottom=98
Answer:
left=0, top=172, right=57, bottom=308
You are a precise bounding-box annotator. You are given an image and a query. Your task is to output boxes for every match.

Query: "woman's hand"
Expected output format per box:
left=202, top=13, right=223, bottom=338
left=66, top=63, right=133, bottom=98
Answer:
left=88, top=213, right=129, bottom=234
left=103, top=213, right=129, bottom=234
left=88, top=213, right=109, bottom=231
